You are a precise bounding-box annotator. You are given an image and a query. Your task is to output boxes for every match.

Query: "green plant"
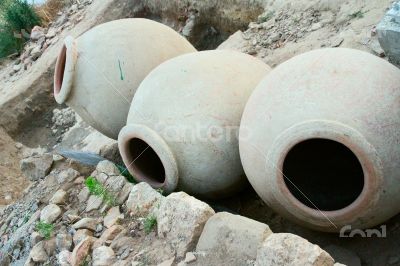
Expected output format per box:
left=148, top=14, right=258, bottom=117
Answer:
left=85, top=176, right=116, bottom=205
left=0, top=0, right=41, bottom=58
left=143, top=215, right=157, bottom=234
left=36, top=221, right=54, bottom=239
left=349, top=10, right=364, bottom=19
left=258, top=11, right=274, bottom=23
left=115, top=163, right=136, bottom=183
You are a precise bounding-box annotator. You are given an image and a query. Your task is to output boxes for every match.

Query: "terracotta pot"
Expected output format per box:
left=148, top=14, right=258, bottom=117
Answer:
left=54, top=18, right=196, bottom=139
left=118, top=50, right=271, bottom=199
left=240, top=48, right=400, bottom=232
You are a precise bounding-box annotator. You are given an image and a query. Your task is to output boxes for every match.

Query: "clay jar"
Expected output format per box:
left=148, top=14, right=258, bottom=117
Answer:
left=54, top=18, right=196, bottom=139
left=118, top=50, right=271, bottom=199
left=239, top=48, right=400, bottom=232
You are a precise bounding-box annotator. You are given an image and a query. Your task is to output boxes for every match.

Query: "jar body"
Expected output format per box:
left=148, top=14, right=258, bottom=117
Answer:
left=54, top=18, right=196, bottom=139
left=119, top=50, right=271, bottom=199
left=239, top=48, right=400, bottom=231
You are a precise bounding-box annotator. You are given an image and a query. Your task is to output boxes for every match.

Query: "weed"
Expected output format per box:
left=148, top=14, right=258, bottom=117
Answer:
left=115, top=163, right=136, bottom=183
left=258, top=11, right=274, bottom=23
left=156, top=188, right=164, bottom=196
left=143, top=215, right=157, bottom=234
left=85, top=176, right=116, bottom=206
left=36, top=221, right=54, bottom=239
left=349, top=10, right=364, bottom=19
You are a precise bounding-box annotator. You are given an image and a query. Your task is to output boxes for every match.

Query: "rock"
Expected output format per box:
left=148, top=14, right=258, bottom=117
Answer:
left=184, top=252, right=196, bottom=263
left=57, top=168, right=80, bottom=183
left=20, top=154, right=53, bottom=181
left=71, top=237, right=95, bottom=266
left=126, top=182, right=163, bottom=217
left=311, top=22, right=322, bottom=31
left=377, top=1, right=400, bottom=66
left=73, top=218, right=97, bottom=231
left=369, top=39, right=385, bottom=57
left=54, top=13, right=68, bottom=27
left=255, top=233, right=334, bottom=266
left=116, top=183, right=134, bottom=205
left=45, top=28, right=57, bottom=39
left=50, top=189, right=68, bottom=205
left=30, top=26, right=45, bottom=40
left=43, top=237, right=57, bottom=256
left=13, top=64, right=22, bottom=72
left=56, top=233, right=73, bottom=251
left=105, top=175, right=127, bottom=194
left=30, top=45, right=43, bottom=60
left=31, top=231, right=44, bottom=246
left=40, top=204, right=62, bottom=223
left=196, top=212, right=273, bottom=262
left=30, top=241, right=48, bottom=262
left=324, top=245, right=361, bottom=266
left=96, top=160, right=120, bottom=176
left=78, top=187, right=90, bottom=203
left=158, top=257, right=175, bottom=266
left=104, top=206, right=124, bottom=228
left=157, top=192, right=215, bottom=257
left=73, top=229, right=93, bottom=245
left=58, top=250, right=72, bottom=266
left=86, top=195, right=103, bottom=212
left=110, top=236, right=134, bottom=256
left=217, top=31, right=247, bottom=52
left=93, top=225, right=124, bottom=249
left=93, top=246, right=116, bottom=266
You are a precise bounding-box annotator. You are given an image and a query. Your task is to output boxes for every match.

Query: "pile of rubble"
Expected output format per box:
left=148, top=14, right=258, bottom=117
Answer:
left=0, top=152, right=344, bottom=266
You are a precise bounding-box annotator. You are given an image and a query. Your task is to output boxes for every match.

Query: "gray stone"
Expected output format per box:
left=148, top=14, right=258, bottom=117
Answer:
left=40, top=204, right=62, bottom=223
left=30, top=241, right=48, bottom=262
left=58, top=250, right=72, bottom=266
left=377, top=1, right=400, bottom=66
left=104, top=206, right=123, bottom=228
left=86, top=195, right=103, bottom=212
left=78, top=187, right=90, bottom=203
left=126, top=182, right=163, bottom=217
left=30, top=45, right=43, bottom=60
left=50, top=189, right=68, bottom=205
left=184, top=252, right=196, bottom=263
left=73, top=218, right=97, bottom=231
left=56, top=233, right=73, bottom=251
left=158, top=257, right=175, bottom=266
left=196, top=212, right=273, bottom=262
left=31, top=231, right=44, bottom=246
left=157, top=192, right=215, bottom=257
left=255, top=233, right=334, bottom=266
left=20, top=154, right=53, bottom=181
left=45, top=28, right=57, bottom=39
left=93, top=246, right=116, bottom=266
left=73, top=229, right=93, bottom=245
left=71, top=237, right=95, bottom=266
left=57, top=168, right=80, bottom=183
left=324, top=245, right=361, bottom=266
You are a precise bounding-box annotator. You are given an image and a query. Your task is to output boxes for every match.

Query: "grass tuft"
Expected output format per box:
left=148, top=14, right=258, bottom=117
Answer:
left=115, top=163, right=137, bottom=184
left=36, top=221, right=54, bottom=239
left=85, top=176, right=116, bottom=206
left=143, top=215, right=157, bottom=234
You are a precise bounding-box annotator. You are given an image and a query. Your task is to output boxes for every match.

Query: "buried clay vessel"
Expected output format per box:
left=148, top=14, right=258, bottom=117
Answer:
left=118, top=50, right=271, bottom=199
left=54, top=18, right=196, bottom=139
left=239, top=48, right=400, bottom=232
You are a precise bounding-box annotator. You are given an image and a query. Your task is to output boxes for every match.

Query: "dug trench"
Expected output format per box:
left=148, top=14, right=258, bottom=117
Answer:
left=1, top=0, right=400, bottom=265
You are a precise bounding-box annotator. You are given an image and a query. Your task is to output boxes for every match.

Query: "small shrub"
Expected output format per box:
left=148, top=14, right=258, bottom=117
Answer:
left=349, top=10, right=364, bottom=19
left=258, top=11, right=274, bottom=23
left=36, top=221, right=54, bottom=239
left=85, top=176, right=116, bottom=205
left=143, top=215, right=157, bottom=234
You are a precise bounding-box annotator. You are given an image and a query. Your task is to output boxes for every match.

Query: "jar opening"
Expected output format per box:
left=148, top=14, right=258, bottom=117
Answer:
left=54, top=44, right=67, bottom=96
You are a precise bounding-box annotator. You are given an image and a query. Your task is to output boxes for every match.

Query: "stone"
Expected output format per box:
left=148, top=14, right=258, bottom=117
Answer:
left=110, top=236, right=134, bottom=256
left=96, top=160, right=120, bottom=176
left=56, top=233, right=73, bottom=251
left=71, top=237, right=95, bottom=266
left=255, top=233, right=334, bottom=266
left=30, top=241, right=48, bottom=262
left=369, top=39, right=385, bottom=57
left=31, top=231, right=44, bottom=246
left=43, top=238, right=57, bottom=256
left=40, top=204, right=62, bottom=223
left=20, top=154, right=53, bottom=181
left=73, top=229, right=93, bottom=245
left=86, top=195, right=103, bottom=212
left=30, top=45, right=43, bottom=60
left=116, top=183, right=134, bottom=205
left=50, top=189, right=68, bottom=205
left=126, top=182, right=163, bottom=217
left=93, top=225, right=124, bottom=249
left=13, top=64, right=22, bottom=72
left=73, top=218, right=97, bottom=231
left=57, top=168, right=80, bottom=183
left=377, top=1, right=400, bottom=66
left=157, top=192, right=215, bottom=257
left=93, top=246, right=116, bottom=266
left=46, top=28, right=57, bottom=39
left=104, top=206, right=124, bottom=228
left=58, top=250, right=72, bottom=266
left=158, top=257, right=175, bottom=266
left=30, top=26, right=45, bottom=40
left=105, top=175, right=127, bottom=194
left=324, top=245, right=361, bottom=266
left=196, top=212, right=273, bottom=262
left=78, top=187, right=90, bottom=203
left=184, top=252, right=196, bottom=263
